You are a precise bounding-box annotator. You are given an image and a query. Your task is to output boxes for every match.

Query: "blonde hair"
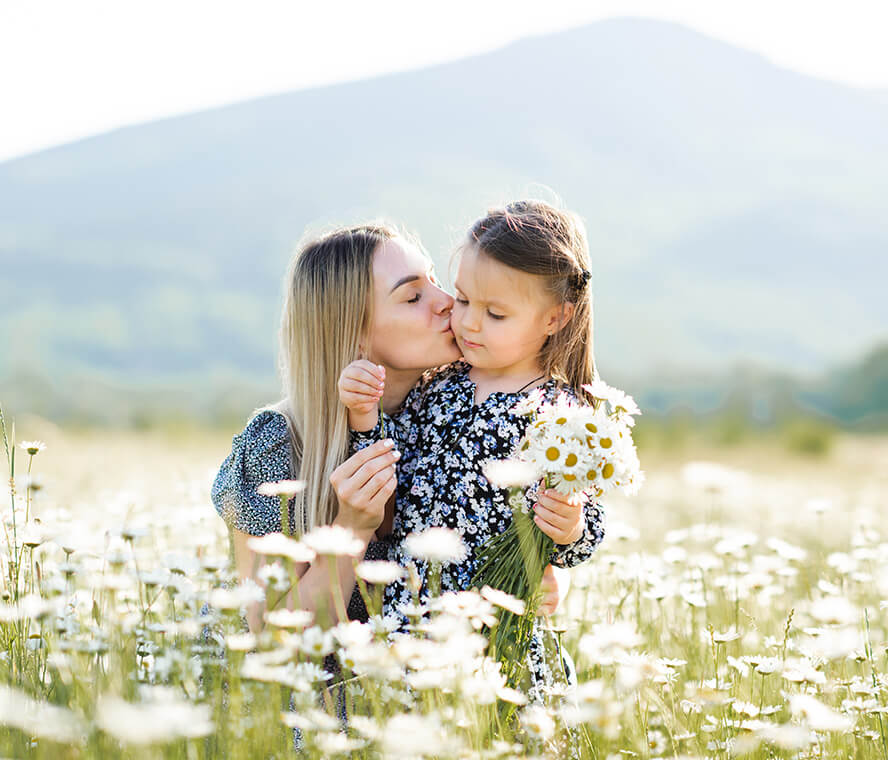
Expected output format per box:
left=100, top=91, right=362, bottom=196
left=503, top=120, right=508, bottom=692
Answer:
left=268, top=223, right=398, bottom=533
left=464, top=199, right=596, bottom=389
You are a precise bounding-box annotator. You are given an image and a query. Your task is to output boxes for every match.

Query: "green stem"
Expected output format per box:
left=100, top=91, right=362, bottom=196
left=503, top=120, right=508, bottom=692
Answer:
left=279, top=494, right=291, bottom=537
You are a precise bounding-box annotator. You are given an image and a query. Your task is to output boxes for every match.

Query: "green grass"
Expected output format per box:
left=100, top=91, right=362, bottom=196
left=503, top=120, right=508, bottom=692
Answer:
left=2, top=411, right=888, bottom=758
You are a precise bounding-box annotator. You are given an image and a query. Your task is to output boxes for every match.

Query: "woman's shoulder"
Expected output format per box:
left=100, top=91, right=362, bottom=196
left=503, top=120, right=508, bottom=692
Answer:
left=238, top=408, right=291, bottom=454
left=211, top=407, right=294, bottom=535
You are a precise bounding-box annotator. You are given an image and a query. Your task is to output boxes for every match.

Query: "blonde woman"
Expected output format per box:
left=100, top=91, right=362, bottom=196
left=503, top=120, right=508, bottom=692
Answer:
left=212, top=223, right=568, bottom=632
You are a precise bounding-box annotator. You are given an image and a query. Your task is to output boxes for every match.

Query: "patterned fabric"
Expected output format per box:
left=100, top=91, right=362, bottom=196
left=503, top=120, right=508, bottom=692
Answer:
left=352, top=361, right=606, bottom=700
left=211, top=409, right=385, bottom=623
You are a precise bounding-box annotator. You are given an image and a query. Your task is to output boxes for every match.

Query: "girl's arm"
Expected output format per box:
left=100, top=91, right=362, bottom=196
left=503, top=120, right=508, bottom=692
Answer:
left=338, top=359, right=384, bottom=432
left=345, top=362, right=460, bottom=457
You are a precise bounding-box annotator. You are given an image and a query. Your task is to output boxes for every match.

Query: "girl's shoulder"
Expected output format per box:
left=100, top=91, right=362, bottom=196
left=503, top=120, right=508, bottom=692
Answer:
left=539, top=378, right=584, bottom=402
left=405, top=361, right=470, bottom=403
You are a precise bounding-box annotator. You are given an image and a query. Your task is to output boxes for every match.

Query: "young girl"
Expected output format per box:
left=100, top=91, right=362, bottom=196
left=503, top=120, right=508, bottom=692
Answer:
left=339, top=200, right=606, bottom=701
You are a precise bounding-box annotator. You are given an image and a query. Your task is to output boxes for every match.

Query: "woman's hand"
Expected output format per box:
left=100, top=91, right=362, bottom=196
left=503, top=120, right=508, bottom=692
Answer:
left=533, top=487, right=584, bottom=544
left=537, top=563, right=571, bottom=616
left=329, top=438, right=400, bottom=540
left=338, top=360, right=385, bottom=431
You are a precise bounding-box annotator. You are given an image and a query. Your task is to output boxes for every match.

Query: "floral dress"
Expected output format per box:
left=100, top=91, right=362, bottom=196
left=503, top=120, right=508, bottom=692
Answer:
left=353, top=362, right=606, bottom=701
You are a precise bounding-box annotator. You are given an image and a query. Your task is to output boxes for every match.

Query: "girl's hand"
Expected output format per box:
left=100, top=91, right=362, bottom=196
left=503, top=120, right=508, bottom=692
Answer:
left=537, top=564, right=570, bottom=616
left=329, top=439, right=400, bottom=540
left=533, top=487, right=584, bottom=544
left=338, top=360, right=385, bottom=431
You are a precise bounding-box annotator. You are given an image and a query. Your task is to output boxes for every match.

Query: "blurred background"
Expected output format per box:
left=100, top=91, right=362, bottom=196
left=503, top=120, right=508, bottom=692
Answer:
left=1, top=0, right=886, bottom=456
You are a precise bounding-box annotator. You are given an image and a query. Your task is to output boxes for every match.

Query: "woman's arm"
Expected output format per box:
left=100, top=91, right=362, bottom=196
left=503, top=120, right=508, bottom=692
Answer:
left=538, top=563, right=571, bottom=616
left=230, top=439, right=399, bottom=632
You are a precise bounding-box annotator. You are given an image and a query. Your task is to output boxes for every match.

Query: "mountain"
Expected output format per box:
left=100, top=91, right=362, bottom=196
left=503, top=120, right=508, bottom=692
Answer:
left=1, top=17, right=887, bottom=420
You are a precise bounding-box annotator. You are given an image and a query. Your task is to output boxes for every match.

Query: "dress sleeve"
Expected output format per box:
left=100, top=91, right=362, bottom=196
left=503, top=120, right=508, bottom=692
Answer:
left=349, top=410, right=400, bottom=454
left=549, top=499, right=606, bottom=569
left=211, top=410, right=294, bottom=536
left=349, top=363, right=455, bottom=454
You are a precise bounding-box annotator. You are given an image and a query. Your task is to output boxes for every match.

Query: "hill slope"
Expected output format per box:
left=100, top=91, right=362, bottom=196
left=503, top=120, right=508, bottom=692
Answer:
left=1, top=18, right=886, bottom=407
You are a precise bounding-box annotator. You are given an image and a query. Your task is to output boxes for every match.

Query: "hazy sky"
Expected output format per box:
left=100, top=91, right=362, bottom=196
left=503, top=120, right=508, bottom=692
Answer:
left=2, top=0, right=887, bottom=163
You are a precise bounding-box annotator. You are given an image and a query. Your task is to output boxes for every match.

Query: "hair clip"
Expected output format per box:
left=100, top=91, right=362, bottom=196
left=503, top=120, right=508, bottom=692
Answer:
left=573, top=269, right=591, bottom=289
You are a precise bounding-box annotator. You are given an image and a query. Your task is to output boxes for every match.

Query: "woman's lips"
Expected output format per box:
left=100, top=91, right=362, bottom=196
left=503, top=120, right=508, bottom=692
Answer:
left=461, top=337, right=482, bottom=349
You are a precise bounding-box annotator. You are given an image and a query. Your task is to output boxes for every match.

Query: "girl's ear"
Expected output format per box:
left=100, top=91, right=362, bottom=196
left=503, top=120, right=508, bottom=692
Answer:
left=545, top=302, right=575, bottom=336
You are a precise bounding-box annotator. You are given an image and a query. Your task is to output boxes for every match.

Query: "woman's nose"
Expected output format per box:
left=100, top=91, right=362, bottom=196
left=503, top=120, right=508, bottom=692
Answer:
left=431, top=285, right=454, bottom=314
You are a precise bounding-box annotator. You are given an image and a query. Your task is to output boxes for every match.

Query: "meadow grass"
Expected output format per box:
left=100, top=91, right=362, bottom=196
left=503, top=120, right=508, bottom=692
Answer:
left=2, top=409, right=887, bottom=758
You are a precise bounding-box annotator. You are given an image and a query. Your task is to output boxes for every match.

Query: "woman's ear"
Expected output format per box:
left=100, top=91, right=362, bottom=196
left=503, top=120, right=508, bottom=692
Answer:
left=545, top=302, right=575, bottom=335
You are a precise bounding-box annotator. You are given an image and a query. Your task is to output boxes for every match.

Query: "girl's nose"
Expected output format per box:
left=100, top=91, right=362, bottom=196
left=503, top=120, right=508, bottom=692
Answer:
left=461, top=306, right=481, bottom=332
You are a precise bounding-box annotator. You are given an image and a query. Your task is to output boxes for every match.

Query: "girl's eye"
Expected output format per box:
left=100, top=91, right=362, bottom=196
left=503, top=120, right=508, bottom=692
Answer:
left=407, top=293, right=421, bottom=304
left=456, top=297, right=468, bottom=305
left=487, top=310, right=505, bottom=320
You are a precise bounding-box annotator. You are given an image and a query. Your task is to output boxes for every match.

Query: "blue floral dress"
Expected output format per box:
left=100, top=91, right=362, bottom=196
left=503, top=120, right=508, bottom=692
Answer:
left=212, top=409, right=387, bottom=622
left=353, top=361, right=606, bottom=700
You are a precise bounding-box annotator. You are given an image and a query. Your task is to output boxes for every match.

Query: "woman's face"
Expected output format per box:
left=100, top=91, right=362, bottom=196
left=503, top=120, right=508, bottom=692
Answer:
left=366, top=237, right=461, bottom=372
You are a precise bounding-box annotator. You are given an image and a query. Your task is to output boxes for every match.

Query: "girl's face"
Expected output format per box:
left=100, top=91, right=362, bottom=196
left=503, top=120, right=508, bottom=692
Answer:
left=451, top=247, right=567, bottom=377
left=366, top=237, right=461, bottom=372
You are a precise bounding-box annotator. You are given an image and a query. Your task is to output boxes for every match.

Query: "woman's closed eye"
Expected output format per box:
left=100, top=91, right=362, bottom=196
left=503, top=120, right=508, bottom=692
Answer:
left=406, top=292, right=422, bottom=304
left=487, top=310, right=505, bottom=320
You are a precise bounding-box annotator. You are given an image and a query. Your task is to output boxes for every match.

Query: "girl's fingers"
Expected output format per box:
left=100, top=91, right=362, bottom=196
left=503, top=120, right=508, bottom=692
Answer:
left=539, top=489, right=581, bottom=507
left=533, top=502, right=571, bottom=529
left=348, top=361, right=386, bottom=384
left=533, top=514, right=561, bottom=540
left=341, top=386, right=383, bottom=403
left=345, top=366, right=385, bottom=389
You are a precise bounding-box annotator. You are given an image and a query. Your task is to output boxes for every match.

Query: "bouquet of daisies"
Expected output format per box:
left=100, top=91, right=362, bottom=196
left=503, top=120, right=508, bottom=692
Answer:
left=471, top=380, right=643, bottom=687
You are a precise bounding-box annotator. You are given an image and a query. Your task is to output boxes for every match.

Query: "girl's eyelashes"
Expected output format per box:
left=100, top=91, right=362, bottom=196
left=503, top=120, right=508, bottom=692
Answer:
left=406, top=293, right=421, bottom=304
left=455, top=296, right=503, bottom=319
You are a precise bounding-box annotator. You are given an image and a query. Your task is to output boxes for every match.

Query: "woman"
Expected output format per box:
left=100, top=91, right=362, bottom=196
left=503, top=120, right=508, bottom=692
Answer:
left=212, top=223, right=568, bottom=632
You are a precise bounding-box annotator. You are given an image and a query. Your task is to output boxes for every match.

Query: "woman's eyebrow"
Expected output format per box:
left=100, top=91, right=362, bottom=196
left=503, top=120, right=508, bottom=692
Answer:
left=389, top=275, right=420, bottom=294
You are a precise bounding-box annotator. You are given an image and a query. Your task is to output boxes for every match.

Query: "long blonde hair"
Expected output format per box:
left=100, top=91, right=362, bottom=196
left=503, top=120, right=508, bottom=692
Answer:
left=269, top=223, right=397, bottom=533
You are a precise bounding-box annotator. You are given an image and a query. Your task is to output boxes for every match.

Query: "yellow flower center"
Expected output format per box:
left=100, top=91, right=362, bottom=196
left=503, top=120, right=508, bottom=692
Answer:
left=602, top=463, right=614, bottom=479
left=600, top=437, right=612, bottom=449
left=556, top=416, right=567, bottom=425
left=563, top=473, right=576, bottom=481
left=586, top=469, right=597, bottom=480
left=546, top=446, right=560, bottom=461
left=585, top=422, right=598, bottom=433
left=564, top=453, right=578, bottom=467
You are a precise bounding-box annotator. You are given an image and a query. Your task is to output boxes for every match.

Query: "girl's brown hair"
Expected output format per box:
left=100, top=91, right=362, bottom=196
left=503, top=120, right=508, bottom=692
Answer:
left=465, top=199, right=596, bottom=390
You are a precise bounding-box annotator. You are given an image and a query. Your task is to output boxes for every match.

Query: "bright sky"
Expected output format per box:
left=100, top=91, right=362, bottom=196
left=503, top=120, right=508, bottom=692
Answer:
left=2, top=0, right=887, bottom=163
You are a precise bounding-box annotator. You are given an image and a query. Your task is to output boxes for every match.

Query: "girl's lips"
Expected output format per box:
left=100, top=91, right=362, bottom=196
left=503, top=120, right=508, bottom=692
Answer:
left=461, top=338, right=482, bottom=349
